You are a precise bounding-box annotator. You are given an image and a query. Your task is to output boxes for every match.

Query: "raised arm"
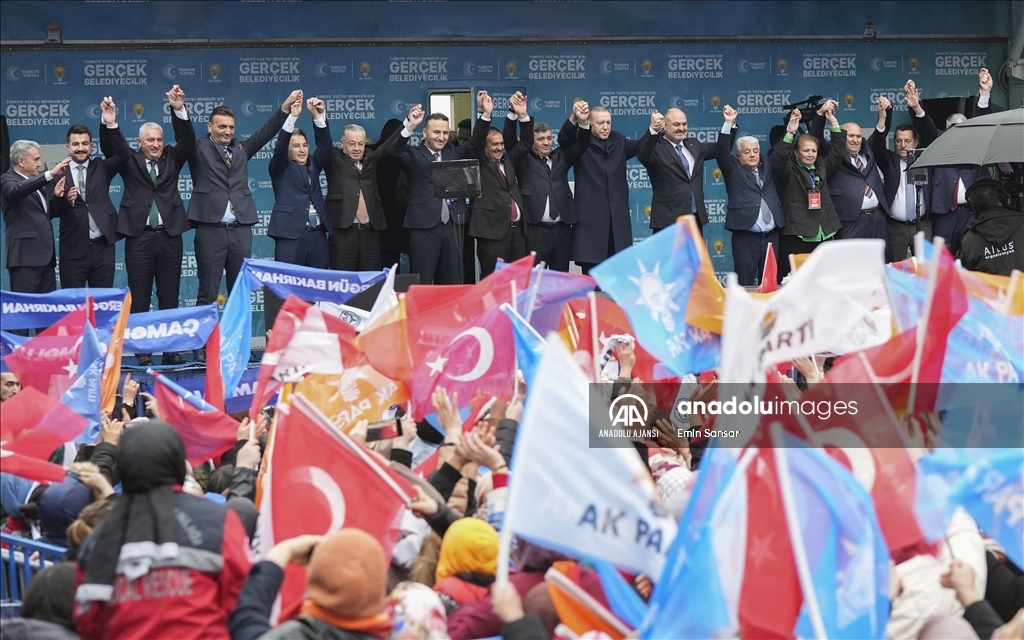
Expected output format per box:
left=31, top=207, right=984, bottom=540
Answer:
left=268, top=98, right=301, bottom=179
left=563, top=100, right=592, bottom=164
left=242, top=89, right=299, bottom=159
left=97, top=96, right=128, bottom=176
left=772, top=109, right=800, bottom=179
left=715, top=105, right=738, bottom=173
left=168, top=85, right=197, bottom=169
left=904, top=80, right=939, bottom=147
left=636, top=109, right=665, bottom=165
left=308, top=98, right=332, bottom=171
left=870, top=98, right=894, bottom=172
left=821, top=105, right=847, bottom=175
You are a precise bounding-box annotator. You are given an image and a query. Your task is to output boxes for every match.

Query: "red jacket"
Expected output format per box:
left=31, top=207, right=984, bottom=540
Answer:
left=74, top=492, right=251, bottom=640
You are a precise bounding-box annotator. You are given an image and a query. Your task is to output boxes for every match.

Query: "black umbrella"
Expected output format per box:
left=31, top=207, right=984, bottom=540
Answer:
left=910, top=107, right=1024, bottom=169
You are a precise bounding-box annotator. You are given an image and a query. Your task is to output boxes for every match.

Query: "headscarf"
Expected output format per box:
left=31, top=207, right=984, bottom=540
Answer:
left=300, top=529, right=393, bottom=638
left=435, top=518, right=499, bottom=583
left=383, top=582, right=449, bottom=639
left=76, top=421, right=186, bottom=603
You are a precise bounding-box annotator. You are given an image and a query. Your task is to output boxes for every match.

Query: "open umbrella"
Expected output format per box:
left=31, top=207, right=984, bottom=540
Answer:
left=911, top=107, right=1023, bottom=169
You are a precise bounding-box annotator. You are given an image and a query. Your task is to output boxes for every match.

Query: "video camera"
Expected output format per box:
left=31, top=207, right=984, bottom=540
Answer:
left=782, top=95, right=825, bottom=125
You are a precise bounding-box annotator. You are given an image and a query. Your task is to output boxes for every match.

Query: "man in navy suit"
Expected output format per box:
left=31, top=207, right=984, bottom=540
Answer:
left=809, top=100, right=888, bottom=242
left=1, top=143, right=72, bottom=294
left=715, top=105, right=784, bottom=287
left=638, top=107, right=718, bottom=235
left=389, top=104, right=475, bottom=284
left=268, top=95, right=331, bottom=270
left=52, top=100, right=126, bottom=289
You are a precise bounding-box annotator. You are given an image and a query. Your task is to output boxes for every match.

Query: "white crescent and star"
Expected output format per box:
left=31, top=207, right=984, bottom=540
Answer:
left=817, top=427, right=877, bottom=491
left=446, top=327, right=495, bottom=382
left=163, top=64, right=177, bottom=80
left=293, top=466, right=346, bottom=533
left=316, top=62, right=329, bottom=77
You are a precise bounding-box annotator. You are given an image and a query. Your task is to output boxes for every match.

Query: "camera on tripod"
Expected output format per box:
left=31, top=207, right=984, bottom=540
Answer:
left=905, top=148, right=929, bottom=186
left=782, top=95, right=825, bottom=124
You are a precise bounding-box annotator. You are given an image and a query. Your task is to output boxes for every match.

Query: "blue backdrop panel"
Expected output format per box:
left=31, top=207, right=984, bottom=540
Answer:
left=1, top=41, right=1008, bottom=332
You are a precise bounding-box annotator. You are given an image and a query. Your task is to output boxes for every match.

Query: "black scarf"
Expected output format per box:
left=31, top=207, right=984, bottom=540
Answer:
left=76, top=421, right=187, bottom=602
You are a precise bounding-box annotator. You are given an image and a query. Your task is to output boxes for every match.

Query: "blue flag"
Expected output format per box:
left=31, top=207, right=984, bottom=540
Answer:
left=0, top=288, right=128, bottom=330
left=0, top=331, right=29, bottom=372
left=590, top=556, right=648, bottom=629
left=63, top=322, right=106, bottom=444
left=123, top=304, right=219, bottom=354
left=502, top=303, right=545, bottom=388
left=590, top=222, right=720, bottom=376
left=504, top=264, right=596, bottom=334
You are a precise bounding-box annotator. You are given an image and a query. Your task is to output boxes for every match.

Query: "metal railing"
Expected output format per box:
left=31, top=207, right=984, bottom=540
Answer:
left=0, top=533, right=67, bottom=619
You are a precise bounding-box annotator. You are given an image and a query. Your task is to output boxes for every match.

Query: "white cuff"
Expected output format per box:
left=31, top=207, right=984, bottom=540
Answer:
left=649, top=126, right=660, bottom=135
left=401, top=119, right=413, bottom=137
left=173, top=108, right=188, bottom=120
left=977, top=95, right=990, bottom=108
left=282, top=114, right=298, bottom=133
left=720, top=123, right=733, bottom=134
left=519, top=115, right=531, bottom=123
left=915, top=110, right=927, bottom=118
left=313, top=114, right=327, bottom=128
left=105, top=121, right=119, bottom=129
left=579, top=122, right=590, bottom=129
left=506, top=112, right=517, bottom=120
left=480, top=114, right=492, bottom=122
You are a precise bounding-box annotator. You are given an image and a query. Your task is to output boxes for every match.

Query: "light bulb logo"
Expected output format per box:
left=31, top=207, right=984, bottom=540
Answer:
left=54, top=66, right=66, bottom=81
left=713, top=239, right=725, bottom=254
left=712, top=167, right=722, bottom=181
left=217, top=293, right=227, bottom=308
left=710, top=95, right=721, bottom=109
left=209, top=63, right=221, bottom=80
left=641, top=59, right=653, bottom=74
left=644, top=205, right=652, bottom=218
left=133, top=103, right=145, bottom=117
left=505, top=61, right=517, bottom=76
left=777, top=59, right=788, bottom=73
left=844, top=93, right=855, bottom=107
left=909, top=57, right=919, bottom=71
left=360, top=62, right=371, bottom=76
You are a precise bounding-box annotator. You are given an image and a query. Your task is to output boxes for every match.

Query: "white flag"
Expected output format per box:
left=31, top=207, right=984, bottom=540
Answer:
left=504, top=338, right=677, bottom=578
left=366, top=263, right=399, bottom=329
left=719, top=239, right=889, bottom=384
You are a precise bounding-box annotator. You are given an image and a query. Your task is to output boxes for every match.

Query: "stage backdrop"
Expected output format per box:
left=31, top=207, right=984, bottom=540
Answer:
left=1, top=41, right=1006, bottom=333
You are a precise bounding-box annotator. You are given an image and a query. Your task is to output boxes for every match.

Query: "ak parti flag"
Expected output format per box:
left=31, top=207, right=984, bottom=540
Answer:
left=0, top=386, right=88, bottom=483
left=259, top=393, right=413, bottom=616
left=294, top=366, right=408, bottom=433
left=154, top=373, right=240, bottom=465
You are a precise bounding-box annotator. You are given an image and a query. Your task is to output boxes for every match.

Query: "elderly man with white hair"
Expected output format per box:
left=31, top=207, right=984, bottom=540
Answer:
left=714, top=105, right=784, bottom=287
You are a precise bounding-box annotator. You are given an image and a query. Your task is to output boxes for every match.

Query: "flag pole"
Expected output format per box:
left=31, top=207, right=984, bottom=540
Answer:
left=496, top=510, right=514, bottom=584
left=907, top=236, right=945, bottom=415
left=525, top=265, right=545, bottom=323
left=770, top=422, right=829, bottom=640
left=587, top=292, right=600, bottom=383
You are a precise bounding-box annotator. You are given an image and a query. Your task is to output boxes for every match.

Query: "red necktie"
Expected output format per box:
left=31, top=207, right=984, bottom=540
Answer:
left=497, top=161, right=519, bottom=222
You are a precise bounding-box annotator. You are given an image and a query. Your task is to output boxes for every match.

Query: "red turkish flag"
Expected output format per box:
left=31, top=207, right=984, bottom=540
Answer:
left=4, top=305, right=89, bottom=398
left=756, top=243, right=778, bottom=294
left=154, top=374, right=240, bottom=466
left=0, top=386, right=87, bottom=483
left=262, top=393, right=413, bottom=613
left=563, top=297, right=659, bottom=380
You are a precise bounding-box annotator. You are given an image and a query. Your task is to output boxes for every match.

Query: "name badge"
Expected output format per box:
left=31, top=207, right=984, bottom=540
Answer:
left=807, top=190, right=821, bottom=210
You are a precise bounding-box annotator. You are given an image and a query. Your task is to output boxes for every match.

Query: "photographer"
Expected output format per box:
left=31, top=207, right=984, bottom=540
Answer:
left=773, top=106, right=847, bottom=280
left=960, top=179, right=1024, bottom=275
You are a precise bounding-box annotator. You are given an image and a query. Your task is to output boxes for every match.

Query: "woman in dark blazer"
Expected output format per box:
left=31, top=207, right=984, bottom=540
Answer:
left=773, top=106, right=847, bottom=280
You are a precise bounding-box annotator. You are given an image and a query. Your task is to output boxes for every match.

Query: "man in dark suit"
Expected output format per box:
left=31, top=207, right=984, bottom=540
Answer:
left=469, top=91, right=531, bottom=278
left=562, top=105, right=638, bottom=274
left=102, top=86, right=195, bottom=366
left=715, top=105, right=784, bottom=287
left=509, top=100, right=591, bottom=272
left=906, top=74, right=997, bottom=257
left=809, top=101, right=888, bottom=242
left=324, top=106, right=403, bottom=272
left=2, top=142, right=72, bottom=294
left=638, top=107, right=717, bottom=236
left=269, top=96, right=332, bottom=270
left=186, top=90, right=299, bottom=362
left=870, top=95, right=930, bottom=263
left=52, top=101, right=126, bottom=289
left=373, top=119, right=409, bottom=271
left=389, top=104, right=475, bottom=284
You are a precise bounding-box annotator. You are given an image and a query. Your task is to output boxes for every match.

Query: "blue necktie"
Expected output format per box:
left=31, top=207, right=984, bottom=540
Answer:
left=676, top=143, right=696, bottom=213
left=905, top=163, right=917, bottom=221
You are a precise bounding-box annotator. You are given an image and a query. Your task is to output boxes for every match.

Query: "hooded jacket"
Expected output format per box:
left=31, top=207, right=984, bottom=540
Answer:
left=959, top=205, right=1024, bottom=276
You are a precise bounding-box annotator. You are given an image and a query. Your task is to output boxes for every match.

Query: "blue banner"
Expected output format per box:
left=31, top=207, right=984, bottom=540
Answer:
left=123, top=303, right=219, bottom=354
left=0, top=331, right=28, bottom=372
left=141, top=366, right=267, bottom=415
left=0, top=288, right=128, bottom=330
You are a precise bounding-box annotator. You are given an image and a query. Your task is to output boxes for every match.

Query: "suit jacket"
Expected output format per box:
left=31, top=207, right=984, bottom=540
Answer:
left=772, top=130, right=848, bottom=238
left=0, top=170, right=59, bottom=268
left=510, top=117, right=591, bottom=225
left=637, top=131, right=716, bottom=228
left=810, top=113, right=889, bottom=223
left=268, top=120, right=332, bottom=240
left=467, top=116, right=531, bottom=241
left=186, top=109, right=288, bottom=225
left=102, top=115, right=195, bottom=238
left=53, top=139, right=126, bottom=260
left=715, top=128, right=784, bottom=232
left=870, top=106, right=933, bottom=217
left=389, top=127, right=474, bottom=229
left=562, top=129, right=639, bottom=263
left=910, top=111, right=990, bottom=216
left=324, top=126, right=402, bottom=232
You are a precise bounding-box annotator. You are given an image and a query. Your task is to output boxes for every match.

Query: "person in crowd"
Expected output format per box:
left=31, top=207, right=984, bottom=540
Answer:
left=0, top=561, right=79, bottom=640
left=0, top=371, right=21, bottom=401
left=432, top=518, right=499, bottom=613
left=871, top=94, right=930, bottom=262
left=490, top=582, right=556, bottom=640
left=51, top=106, right=125, bottom=289
left=715, top=104, right=783, bottom=287
left=74, top=421, right=251, bottom=640
left=101, top=86, right=195, bottom=366
left=325, top=106, right=403, bottom=273
left=773, top=106, right=846, bottom=280
left=186, top=90, right=301, bottom=363
left=455, top=119, right=473, bottom=147
left=960, top=178, right=1023, bottom=275
left=389, top=104, right=475, bottom=284
left=1, top=141, right=72, bottom=294
left=509, top=99, right=591, bottom=272
left=372, top=119, right=410, bottom=273
left=808, top=99, right=888, bottom=241
left=66, top=498, right=116, bottom=559
left=639, top=107, right=718, bottom=235
left=564, top=105, right=639, bottom=275
left=905, top=72, right=995, bottom=257
left=469, top=90, right=530, bottom=278
left=383, top=581, right=451, bottom=639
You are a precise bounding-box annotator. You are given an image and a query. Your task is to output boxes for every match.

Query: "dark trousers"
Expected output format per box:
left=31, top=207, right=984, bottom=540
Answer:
left=527, top=222, right=573, bottom=272
left=380, top=250, right=404, bottom=272
left=461, top=222, right=476, bottom=283
left=476, top=224, right=527, bottom=279
left=59, top=242, right=115, bottom=289
left=835, top=209, right=888, bottom=241
left=409, top=222, right=461, bottom=285
left=276, top=228, right=330, bottom=270
left=932, top=206, right=973, bottom=257
left=778, top=234, right=834, bottom=281
left=885, top=216, right=933, bottom=263
left=329, top=226, right=381, bottom=272
left=194, top=223, right=252, bottom=306
left=8, top=260, right=56, bottom=294
left=125, top=229, right=183, bottom=313
left=731, top=228, right=779, bottom=287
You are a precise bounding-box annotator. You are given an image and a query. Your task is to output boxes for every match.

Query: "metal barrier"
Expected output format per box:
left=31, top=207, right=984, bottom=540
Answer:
left=0, top=534, right=67, bottom=619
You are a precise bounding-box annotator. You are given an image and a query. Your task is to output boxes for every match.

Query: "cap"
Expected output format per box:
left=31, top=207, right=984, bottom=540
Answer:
left=965, top=178, right=1004, bottom=198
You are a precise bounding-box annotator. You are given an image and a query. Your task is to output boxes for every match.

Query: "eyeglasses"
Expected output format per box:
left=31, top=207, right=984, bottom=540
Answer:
left=343, top=141, right=366, bottom=148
